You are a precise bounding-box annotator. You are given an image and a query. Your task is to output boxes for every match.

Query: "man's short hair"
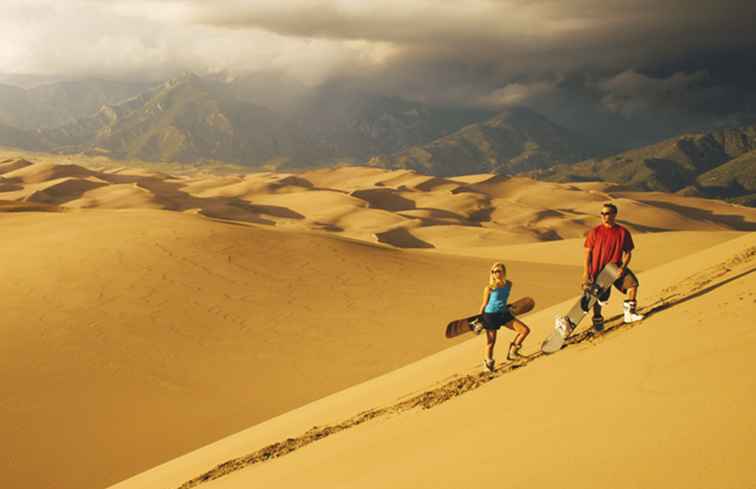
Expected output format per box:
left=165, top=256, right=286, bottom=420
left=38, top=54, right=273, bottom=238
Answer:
left=602, top=203, right=618, bottom=214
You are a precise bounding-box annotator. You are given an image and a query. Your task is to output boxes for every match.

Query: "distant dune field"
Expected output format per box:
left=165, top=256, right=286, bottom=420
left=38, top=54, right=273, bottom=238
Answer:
left=1, top=152, right=755, bottom=489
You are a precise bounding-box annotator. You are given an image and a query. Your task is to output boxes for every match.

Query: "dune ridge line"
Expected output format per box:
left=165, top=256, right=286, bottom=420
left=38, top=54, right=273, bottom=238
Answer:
left=3, top=158, right=755, bottom=253
left=176, top=245, right=755, bottom=489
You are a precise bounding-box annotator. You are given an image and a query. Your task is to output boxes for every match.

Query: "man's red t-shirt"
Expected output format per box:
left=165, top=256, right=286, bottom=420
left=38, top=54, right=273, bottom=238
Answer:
left=584, top=224, right=634, bottom=277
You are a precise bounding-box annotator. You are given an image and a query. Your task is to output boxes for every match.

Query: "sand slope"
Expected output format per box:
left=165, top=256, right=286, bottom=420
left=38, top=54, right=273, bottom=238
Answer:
left=0, top=209, right=581, bottom=489
left=2, top=153, right=756, bottom=489
left=107, top=234, right=756, bottom=489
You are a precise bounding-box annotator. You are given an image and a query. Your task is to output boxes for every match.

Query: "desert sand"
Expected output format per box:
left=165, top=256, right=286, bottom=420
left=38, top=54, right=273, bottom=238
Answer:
left=110, top=234, right=756, bottom=489
left=1, top=151, right=755, bottom=489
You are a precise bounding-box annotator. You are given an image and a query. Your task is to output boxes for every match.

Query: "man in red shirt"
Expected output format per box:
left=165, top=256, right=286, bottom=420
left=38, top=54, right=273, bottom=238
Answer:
left=583, top=203, right=643, bottom=329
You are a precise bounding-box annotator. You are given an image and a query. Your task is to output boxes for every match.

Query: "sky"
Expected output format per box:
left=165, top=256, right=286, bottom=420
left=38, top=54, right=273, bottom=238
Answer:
left=2, top=0, right=755, bottom=144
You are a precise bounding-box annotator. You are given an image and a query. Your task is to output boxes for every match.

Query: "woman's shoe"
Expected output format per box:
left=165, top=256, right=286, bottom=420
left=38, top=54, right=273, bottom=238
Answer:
left=507, top=343, right=526, bottom=361
left=484, top=358, right=495, bottom=372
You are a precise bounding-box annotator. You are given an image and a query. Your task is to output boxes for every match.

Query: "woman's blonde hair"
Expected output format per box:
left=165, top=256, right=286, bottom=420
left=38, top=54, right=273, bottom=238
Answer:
left=488, top=262, right=507, bottom=288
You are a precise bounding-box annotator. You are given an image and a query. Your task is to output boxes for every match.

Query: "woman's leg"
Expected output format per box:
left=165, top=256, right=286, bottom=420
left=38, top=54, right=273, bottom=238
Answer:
left=485, top=329, right=497, bottom=361
left=511, top=319, right=530, bottom=345
left=504, top=319, right=530, bottom=360
left=503, top=319, right=530, bottom=344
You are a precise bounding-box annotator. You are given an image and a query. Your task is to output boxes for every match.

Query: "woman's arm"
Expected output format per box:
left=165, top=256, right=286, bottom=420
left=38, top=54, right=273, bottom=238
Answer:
left=480, top=286, right=490, bottom=314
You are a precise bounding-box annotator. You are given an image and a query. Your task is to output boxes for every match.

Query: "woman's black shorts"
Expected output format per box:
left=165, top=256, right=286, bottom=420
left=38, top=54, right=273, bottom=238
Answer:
left=482, top=310, right=515, bottom=331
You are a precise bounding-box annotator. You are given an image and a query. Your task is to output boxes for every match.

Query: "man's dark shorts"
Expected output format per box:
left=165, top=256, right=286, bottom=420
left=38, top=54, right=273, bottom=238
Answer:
left=598, top=267, right=639, bottom=301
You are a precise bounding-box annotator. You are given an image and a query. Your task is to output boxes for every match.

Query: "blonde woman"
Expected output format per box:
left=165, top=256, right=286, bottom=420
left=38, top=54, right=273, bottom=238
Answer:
left=475, top=263, right=530, bottom=371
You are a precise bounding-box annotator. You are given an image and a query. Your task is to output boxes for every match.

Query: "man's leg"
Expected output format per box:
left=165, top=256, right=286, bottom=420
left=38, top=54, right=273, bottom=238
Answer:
left=622, top=270, right=643, bottom=323
left=593, top=288, right=610, bottom=331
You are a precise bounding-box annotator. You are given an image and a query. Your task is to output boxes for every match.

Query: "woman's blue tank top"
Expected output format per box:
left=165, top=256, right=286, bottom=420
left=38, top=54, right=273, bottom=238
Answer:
left=485, top=282, right=511, bottom=313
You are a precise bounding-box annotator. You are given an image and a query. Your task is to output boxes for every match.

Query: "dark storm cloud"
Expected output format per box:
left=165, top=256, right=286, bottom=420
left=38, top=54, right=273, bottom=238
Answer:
left=192, top=0, right=756, bottom=124
left=194, top=0, right=756, bottom=68
left=2, top=0, right=754, bottom=146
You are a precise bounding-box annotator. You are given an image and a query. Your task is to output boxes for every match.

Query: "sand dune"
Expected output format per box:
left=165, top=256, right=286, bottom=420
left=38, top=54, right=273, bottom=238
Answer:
left=183, top=174, right=313, bottom=200
left=65, top=183, right=164, bottom=210
left=349, top=188, right=416, bottom=212
left=395, top=208, right=472, bottom=226
left=178, top=175, right=247, bottom=196
left=2, top=157, right=754, bottom=251
left=1, top=152, right=756, bottom=489
left=2, top=161, right=98, bottom=183
left=105, top=167, right=177, bottom=179
left=109, top=234, right=756, bottom=489
left=299, top=167, right=410, bottom=191
left=24, top=177, right=108, bottom=204
left=374, top=226, right=434, bottom=248
left=0, top=208, right=580, bottom=489
left=0, top=177, right=23, bottom=192
left=410, top=224, right=540, bottom=248
left=614, top=191, right=756, bottom=231
left=0, top=157, right=35, bottom=174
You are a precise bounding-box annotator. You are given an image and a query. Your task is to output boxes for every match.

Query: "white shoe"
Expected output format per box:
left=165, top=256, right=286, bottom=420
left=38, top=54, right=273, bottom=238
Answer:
left=507, top=343, right=526, bottom=361
left=623, top=301, right=644, bottom=323
left=555, top=315, right=572, bottom=337
left=484, top=358, right=495, bottom=372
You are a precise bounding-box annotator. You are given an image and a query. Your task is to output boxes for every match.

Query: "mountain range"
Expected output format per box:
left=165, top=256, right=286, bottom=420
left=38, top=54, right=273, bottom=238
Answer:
left=367, top=107, right=598, bottom=176
left=0, top=73, right=491, bottom=168
left=0, top=72, right=753, bottom=205
left=0, top=79, right=151, bottom=130
left=2, top=73, right=598, bottom=173
left=530, top=125, right=756, bottom=206
left=38, top=74, right=318, bottom=165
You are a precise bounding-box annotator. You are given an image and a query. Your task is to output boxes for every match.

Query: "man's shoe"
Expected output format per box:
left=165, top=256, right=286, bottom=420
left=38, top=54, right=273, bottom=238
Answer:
left=555, top=315, right=572, bottom=338
left=623, top=301, right=644, bottom=323
left=592, top=315, right=605, bottom=332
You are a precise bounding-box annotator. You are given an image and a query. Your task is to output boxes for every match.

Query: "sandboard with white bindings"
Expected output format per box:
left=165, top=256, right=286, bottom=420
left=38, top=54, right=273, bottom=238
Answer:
left=445, top=297, right=535, bottom=339
left=541, top=263, right=621, bottom=354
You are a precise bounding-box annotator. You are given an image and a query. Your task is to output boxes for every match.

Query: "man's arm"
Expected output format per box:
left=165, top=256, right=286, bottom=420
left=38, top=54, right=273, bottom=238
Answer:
left=620, top=229, right=634, bottom=275
left=620, top=250, right=632, bottom=275
left=582, top=247, right=592, bottom=285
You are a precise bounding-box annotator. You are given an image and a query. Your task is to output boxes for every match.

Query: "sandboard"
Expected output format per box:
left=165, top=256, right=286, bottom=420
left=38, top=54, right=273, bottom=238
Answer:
left=541, top=263, right=621, bottom=354
left=445, top=297, right=535, bottom=339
